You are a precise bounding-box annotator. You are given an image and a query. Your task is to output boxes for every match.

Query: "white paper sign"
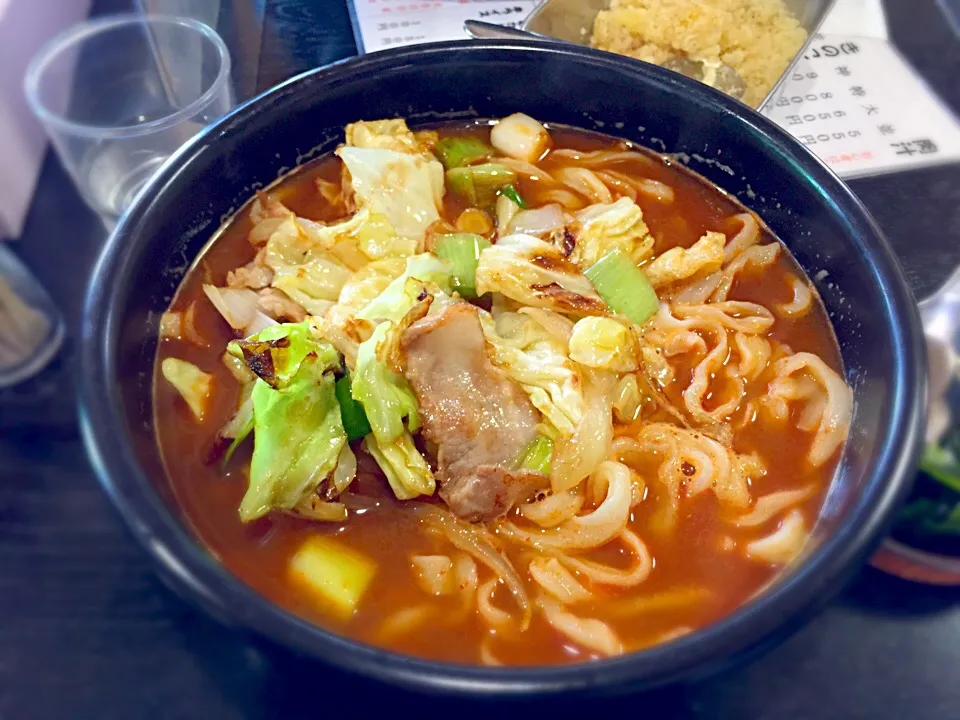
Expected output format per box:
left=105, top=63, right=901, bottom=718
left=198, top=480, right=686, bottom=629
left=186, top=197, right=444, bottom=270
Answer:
left=763, top=34, right=960, bottom=178
left=818, top=0, right=888, bottom=40
left=349, top=0, right=537, bottom=53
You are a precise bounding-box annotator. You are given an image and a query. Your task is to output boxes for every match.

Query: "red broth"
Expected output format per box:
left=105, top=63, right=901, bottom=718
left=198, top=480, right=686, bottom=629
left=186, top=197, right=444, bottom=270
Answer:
left=155, top=123, right=844, bottom=665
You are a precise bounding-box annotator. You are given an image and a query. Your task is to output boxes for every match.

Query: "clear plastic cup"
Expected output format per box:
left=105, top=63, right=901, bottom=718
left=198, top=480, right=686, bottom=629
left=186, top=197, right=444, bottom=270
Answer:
left=24, top=14, right=233, bottom=227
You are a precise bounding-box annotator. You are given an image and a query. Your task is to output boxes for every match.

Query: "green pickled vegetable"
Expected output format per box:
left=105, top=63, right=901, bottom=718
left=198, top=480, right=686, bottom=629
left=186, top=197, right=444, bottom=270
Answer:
left=518, top=435, right=553, bottom=474
left=434, top=233, right=492, bottom=299
left=336, top=373, right=372, bottom=441
left=919, top=442, right=960, bottom=494
left=585, top=249, right=659, bottom=324
left=925, top=504, right=960, bottom=534
left=434, top=136, right=492, bottom=169
left=446, top=163, right=517, bottom=207
left=894, top=433, right=960, bottom=540
left=499, top=183, right=528, bottom=209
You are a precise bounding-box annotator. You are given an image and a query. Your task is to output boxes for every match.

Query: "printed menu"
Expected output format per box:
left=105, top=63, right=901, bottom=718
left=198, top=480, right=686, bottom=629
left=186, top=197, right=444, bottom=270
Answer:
left=762, top=34, right=960, bottom=178
left=348, top=0, right=538, bottom=52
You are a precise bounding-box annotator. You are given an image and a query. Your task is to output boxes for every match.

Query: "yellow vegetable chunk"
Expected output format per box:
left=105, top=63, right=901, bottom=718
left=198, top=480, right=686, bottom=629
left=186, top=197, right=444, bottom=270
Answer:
left=288, top=536, right=377, bottom=619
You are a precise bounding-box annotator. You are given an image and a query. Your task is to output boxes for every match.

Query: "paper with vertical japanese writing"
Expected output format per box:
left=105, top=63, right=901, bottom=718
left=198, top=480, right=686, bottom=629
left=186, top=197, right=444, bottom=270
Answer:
left=348, top=0, right=537, bottom=54
left=763, top=34, right=960, bottom=178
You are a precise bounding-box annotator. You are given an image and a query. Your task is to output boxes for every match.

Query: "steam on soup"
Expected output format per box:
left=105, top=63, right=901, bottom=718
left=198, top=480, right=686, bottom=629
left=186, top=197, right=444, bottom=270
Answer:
left=155, top=114, right=852, bottom=665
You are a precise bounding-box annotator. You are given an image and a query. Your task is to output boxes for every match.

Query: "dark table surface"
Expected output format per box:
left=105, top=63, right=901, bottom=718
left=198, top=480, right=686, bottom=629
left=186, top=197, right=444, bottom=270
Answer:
left=3, top=0, right=960, bottom=718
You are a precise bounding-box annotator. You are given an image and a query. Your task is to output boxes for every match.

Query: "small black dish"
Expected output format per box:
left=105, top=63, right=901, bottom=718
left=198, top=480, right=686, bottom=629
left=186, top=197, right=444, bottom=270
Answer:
left=79, top=41, right=925, bottom=696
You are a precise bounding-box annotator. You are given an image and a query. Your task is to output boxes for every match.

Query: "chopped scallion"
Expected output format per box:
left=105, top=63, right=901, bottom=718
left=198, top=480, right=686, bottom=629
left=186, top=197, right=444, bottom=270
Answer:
left=433, top=136, right=493, bottom=169
left=446, top=163, right=517, bottom=207
left=499, top=184, right=528, bottom=209
left=336, top=373, right=372, bottom=441
left=518, top=435, right=553, bottom=474
left=434, top=233, right=491, bottom=299
left=585, top=249, right=659, bottom=324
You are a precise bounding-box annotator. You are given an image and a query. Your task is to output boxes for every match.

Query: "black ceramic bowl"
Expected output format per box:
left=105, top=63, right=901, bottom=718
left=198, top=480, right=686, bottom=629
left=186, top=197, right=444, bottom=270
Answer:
left=79, top=41, right=925, bottom=696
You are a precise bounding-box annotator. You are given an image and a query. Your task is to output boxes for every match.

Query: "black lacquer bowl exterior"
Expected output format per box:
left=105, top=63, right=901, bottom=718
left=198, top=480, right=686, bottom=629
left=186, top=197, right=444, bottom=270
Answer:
left=79, top=41, right=925, bottom=696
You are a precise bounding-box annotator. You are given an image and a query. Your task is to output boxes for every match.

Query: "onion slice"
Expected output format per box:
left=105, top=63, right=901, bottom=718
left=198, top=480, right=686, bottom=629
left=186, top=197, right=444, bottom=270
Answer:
left=203, top=283, right=278, bottom=337
left=506, top=204, right=566, bottom=236
left=412, top=504, right=532, bottom=630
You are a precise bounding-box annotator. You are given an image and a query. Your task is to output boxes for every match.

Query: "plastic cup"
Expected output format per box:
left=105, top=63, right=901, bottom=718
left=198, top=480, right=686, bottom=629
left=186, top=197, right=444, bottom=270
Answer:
left=24, top=14, right=233, bottom=227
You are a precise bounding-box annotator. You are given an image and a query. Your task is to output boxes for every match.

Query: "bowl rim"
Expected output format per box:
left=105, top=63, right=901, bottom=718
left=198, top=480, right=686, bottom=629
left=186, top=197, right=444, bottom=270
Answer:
left=872, top=539, right=960, bottom=585
left=78, top=40, right=926, bottom=695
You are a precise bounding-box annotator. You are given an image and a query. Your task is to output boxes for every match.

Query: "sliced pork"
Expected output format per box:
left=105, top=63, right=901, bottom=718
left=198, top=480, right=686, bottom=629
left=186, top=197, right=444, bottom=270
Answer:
left=257, top=287, right=306, bottom=323
left=401, top=304, right=545, bottom=521
left=226, top=248, right=274, bottom=290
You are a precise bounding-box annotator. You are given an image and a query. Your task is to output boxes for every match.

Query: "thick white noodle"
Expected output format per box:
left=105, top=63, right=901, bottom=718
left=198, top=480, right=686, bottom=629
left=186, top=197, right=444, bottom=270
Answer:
left=415, top=505, right=532, bottom=629
left=673, top=215, right=772, bottom=303
left=615, top=425, right=760, bottom=532
left=723, top=213, right=760, bottom=261
left=520, top=490, right=585, bottom=528
left=377, top=605, right=435, bottom=643
left=477, top=578, right=515, bottom=631
left=548, top=148, right=655, bottom=168
left=554, top=167, right=614, bottom=204
left=649, top=301, right=775, bottom=422
left=501, top=461, right=632, bottom=550
left=735, top=487, right=814, bottom=527
left=537, top=188, right=586, bottom=210
left=538, top=595, right=623, bottom=657
left=554, top=528, right=653, bottom=588
left=761, top=352, right=853, bottom=467
left=480, top=636, right=504, bottom=666
left=745, top=509, right=808, bottom=564
left=775, top=273, right=814, bottom=318
left=734, top=333, right=773, bottom=383
left=637, top=178, right=675, bottom=203
left=595, top=170, right=638, bottom=201
left=410, top=555, right=454, bottom=596
left=528, top=557, right=592, bottom=604
left=496, top=156, right=556, bottom=182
